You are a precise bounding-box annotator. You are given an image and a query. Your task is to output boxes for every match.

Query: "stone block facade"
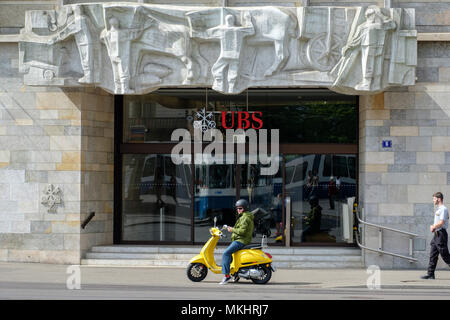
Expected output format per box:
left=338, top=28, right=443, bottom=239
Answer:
left=0, top=42, right=114, bottom=264
left=360, top=41, right=450, bottom=269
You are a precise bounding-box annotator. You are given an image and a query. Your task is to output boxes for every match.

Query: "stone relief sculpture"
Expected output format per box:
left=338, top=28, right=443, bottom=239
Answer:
left=131, top=6, right=201, bottom=88
left=235, top=7, right=297, bottom=78
left=100, top=12, right=149, bottom=94
left=296, top=7, right=348, bottom=73
left=191, top=12, right=254, bottom=93
left=331, top=6, right=397, bottom=93
left=18, top=3, right=417, bottom=95
left=41, top=184, right=62, bottom=214
left=48, top=5, right=101, bottom=84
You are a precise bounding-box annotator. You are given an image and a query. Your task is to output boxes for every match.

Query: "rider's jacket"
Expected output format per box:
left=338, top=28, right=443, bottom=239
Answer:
left=232, top=211, right=254, bottom=245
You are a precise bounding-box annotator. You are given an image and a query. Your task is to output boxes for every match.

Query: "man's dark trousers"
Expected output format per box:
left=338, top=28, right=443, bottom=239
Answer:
left=427, top=229, right=450, bottom=275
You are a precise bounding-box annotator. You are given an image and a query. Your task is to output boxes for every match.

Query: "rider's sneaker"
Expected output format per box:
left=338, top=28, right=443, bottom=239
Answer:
left=219, top=276, right=232, bottom=285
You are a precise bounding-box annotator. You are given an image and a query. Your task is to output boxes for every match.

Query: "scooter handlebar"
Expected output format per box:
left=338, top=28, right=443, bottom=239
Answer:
left=220, top=225, right=228, bottom=238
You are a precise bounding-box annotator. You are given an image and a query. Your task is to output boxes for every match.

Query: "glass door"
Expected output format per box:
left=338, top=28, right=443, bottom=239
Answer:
left=239, top=157, right=283, bottom=245
left=121, top=154, right=193, bottom=242
left=285, top=154, right=357, bottom=245
left=194, top=162, right=238, bottom=243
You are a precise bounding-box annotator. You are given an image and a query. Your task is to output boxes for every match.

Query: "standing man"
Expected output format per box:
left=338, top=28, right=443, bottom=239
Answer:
left=328, top=176, right=337, bottom=210
left=220, top=199, right=254, bottom=285
left=421, top=192, right=450, bottom=279
left=192, top=13, right=254, bottom=93
left=332, top=6, right=396, bottom=92
left=100, top=8, right=151, bottom=94
left=49, top=5, right=101, bottom=84
left=100, top=16, right=143, bottom=94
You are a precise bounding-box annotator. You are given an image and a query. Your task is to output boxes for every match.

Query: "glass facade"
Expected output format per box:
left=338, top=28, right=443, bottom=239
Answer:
left=118, top=89, right=358, bottom=246
left=122, top=89, right=357, bottom=144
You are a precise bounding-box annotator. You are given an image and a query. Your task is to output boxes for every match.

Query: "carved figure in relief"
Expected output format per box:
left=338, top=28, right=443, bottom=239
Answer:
left=48, top=6, right=100, bottom=84
left=100, top=10, right=150, bottom=94
left=193, top=13, right=254, bottom=93
left=333, top=6, right=396, bottom=91
left=133, top=7, right=202, bottom=87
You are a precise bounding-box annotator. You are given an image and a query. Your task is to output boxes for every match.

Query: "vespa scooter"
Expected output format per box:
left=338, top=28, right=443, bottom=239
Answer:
left=186, top=218, right=275, bottom=284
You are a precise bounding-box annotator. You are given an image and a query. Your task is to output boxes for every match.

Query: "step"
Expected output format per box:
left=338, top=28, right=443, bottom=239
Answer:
left=85, top=251, right=361, bottom=262
left=81, top=259, right=190, bottom=267
left=90, top=245, right=361, bottom=255
left=82, top=245, right=362, bottom=269
left=80, top=259, right=363, bottom=269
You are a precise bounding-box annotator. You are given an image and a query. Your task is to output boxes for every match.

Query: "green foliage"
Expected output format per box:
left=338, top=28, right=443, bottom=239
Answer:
left=254, top=101, right=357, bottom=144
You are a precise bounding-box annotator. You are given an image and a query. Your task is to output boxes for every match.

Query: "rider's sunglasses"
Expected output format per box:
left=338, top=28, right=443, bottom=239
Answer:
left=236, top=207, right=244, bottom=211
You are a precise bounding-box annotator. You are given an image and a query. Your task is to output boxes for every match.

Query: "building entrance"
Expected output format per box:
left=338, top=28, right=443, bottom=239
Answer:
left=115, top=89, right=358, bottom=246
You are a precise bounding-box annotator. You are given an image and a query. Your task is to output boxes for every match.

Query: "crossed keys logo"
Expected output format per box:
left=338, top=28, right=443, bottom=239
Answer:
left=41, top=184, right=62, bottom=213
left=193, top=108, right=216, bottom=132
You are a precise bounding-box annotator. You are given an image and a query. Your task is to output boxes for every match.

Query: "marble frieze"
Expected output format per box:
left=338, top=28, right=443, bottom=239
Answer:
left=18, top=3, right=417, bottom=95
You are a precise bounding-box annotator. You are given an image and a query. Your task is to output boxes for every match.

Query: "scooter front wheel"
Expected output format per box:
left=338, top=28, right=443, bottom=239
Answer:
left=187, top=263, right=208, bottom=282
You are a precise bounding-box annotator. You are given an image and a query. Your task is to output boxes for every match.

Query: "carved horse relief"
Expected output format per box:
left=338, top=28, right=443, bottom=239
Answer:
left=130, top=7, right=206, bottom=91
left=244, top=7, right=297, bottom=77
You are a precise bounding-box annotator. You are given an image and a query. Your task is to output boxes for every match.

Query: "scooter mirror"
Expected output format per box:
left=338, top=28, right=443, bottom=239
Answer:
left=213, top=216, right=217, bottom=228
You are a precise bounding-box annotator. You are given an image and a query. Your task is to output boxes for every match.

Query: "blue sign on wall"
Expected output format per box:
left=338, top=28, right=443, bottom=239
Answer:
left=382, top=140, right=392, bottom=148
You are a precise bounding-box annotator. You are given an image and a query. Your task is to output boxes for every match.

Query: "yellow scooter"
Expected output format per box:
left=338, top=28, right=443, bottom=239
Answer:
left=186, top=218, right=275, bottom=284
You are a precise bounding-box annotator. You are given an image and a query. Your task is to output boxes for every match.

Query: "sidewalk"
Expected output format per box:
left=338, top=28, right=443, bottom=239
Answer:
left=1, top=262, right=450, bottom=290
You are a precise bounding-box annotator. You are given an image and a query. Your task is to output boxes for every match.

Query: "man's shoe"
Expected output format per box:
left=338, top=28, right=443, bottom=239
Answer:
left=420, top=274, right=435, bottom=279
left=219, top=276, right=232, bottom=285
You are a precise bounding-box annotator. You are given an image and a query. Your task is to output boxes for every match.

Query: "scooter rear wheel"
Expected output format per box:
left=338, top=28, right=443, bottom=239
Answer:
left=251, top=265, right=272, bottom=284
left=187, top=263, right=208, bottom=282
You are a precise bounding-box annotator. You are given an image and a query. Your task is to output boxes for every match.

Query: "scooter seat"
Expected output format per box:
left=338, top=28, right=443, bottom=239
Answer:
left=242, top=244, right=262, bottom=250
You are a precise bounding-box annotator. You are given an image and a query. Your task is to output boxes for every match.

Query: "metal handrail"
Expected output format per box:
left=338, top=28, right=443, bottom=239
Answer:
left=81, top=211, right=95, bottom=229
left=356, top=208, right=419, bottom=262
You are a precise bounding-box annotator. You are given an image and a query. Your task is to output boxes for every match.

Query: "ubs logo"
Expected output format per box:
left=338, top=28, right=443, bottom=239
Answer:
left=193, top=108, right=216, bottom=132
left=192, top=108, right=264, bottom=131
left=221, top=111, right=263, bottom=130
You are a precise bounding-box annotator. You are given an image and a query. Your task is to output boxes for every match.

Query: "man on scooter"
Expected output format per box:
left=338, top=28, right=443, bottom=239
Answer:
left=220, top=199, right=254, bottom=285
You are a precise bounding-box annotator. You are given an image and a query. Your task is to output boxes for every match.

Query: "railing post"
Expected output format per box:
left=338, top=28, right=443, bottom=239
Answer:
left=409, top=237, right=413, bottom=261
left=160, top=206, right=164, bottom=241
left=285, top=196, right=291, bottom=247
left=361, top=208, right=365, bottom=247
left=378, top=228, right=383, bottom=255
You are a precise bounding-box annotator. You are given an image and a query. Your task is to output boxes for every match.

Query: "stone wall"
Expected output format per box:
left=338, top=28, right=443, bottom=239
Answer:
left=79, top=90, right=115, bottom=259
left=0, top=42, right=114, bottom=264
left=359, top=41, right=450, bottom=269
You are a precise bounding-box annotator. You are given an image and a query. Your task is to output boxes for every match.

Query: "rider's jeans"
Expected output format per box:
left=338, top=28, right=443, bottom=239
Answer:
left=222, top=241, right=245, bottom=275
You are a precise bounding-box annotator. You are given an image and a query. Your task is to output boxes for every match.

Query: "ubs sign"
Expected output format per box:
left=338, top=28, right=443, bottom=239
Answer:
left=171, top=108, right=279, bottom=175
